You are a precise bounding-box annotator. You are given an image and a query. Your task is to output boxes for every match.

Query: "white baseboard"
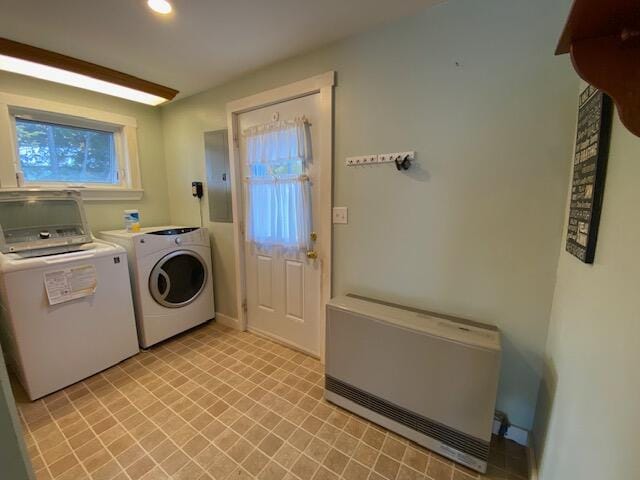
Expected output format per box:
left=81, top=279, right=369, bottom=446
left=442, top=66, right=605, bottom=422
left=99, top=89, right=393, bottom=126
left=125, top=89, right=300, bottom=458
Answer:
left=247, top=326, right=320, bottom=359
left=527, top=443, right=539, bottom=480
left=492, top=419, right=529, bottom=446
left=214, top=312, right=242, bottom=330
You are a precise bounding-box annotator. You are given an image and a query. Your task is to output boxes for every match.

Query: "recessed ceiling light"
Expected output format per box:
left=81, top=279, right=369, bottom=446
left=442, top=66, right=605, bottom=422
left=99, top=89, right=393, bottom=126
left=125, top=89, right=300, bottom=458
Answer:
left=147, top=0, right=173, bottom=15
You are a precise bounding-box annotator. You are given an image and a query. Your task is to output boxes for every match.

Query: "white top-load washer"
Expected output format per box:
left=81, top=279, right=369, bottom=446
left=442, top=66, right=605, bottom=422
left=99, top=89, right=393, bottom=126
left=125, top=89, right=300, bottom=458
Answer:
left=0, top=190, right=139, bottom=400
left=99, top=227, right=215, bottom=348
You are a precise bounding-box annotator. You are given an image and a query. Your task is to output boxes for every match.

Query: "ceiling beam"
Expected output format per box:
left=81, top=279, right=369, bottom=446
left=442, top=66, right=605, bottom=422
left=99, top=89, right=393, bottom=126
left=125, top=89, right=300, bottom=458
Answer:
left=0, top=37, right=179, bottom=101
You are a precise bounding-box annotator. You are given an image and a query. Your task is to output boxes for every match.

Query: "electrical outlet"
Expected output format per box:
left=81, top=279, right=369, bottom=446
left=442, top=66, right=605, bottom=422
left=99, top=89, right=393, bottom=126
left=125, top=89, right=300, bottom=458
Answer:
left=332, top=207, right=348, bottom=224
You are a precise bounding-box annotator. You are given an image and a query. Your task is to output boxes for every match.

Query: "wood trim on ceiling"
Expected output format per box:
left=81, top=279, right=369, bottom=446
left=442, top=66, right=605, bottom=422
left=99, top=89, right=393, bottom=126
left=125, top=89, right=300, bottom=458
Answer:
left=0, top=37, right=179, bottom=101
left=555, top=0, right=640, bottom=137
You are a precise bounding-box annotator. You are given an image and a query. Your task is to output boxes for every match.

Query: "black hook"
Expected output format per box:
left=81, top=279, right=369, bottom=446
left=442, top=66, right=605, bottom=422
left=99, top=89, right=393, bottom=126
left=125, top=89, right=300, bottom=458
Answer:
left=395, top=154, right=411, bottom=171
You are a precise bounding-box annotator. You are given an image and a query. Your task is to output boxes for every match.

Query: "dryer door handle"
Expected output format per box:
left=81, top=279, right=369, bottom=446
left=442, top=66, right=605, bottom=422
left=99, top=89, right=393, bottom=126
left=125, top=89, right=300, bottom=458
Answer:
left=150, top=268, right=171, bottom=302
left=158, top=269, right=171, bottom=299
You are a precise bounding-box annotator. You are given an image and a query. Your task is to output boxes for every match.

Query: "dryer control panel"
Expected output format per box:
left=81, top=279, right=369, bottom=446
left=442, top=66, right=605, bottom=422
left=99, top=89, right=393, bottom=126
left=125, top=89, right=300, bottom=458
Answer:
left=135, top=227, right=208, bottom=257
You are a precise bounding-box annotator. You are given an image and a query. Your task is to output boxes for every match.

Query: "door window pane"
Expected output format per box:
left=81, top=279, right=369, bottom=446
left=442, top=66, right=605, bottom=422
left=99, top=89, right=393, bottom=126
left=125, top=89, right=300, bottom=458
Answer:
left=15, top=118, right=117, bottom=184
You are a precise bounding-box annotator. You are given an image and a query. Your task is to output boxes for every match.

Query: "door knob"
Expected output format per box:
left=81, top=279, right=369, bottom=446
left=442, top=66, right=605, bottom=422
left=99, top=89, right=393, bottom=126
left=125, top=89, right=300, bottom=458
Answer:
left=306, top=250, right=318, bottom=259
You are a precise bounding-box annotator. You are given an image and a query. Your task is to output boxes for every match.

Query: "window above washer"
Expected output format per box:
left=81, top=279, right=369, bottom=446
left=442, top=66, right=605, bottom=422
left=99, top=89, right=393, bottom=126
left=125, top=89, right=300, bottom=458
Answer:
left=0, top=92, right=143, bottom=200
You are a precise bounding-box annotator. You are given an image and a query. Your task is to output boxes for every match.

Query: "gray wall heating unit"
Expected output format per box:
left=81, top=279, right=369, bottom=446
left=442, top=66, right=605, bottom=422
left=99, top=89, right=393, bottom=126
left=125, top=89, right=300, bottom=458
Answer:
left=325, top=295, right=501, bottom=473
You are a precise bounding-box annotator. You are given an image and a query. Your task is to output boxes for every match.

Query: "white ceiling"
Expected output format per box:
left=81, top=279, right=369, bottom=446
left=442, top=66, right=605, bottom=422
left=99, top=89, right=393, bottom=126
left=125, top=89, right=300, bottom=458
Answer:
left=0, top=0, right=441, bottom=100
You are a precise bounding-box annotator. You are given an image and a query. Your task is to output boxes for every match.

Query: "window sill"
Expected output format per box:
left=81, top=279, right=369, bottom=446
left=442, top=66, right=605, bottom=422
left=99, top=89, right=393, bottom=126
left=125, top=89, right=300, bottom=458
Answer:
left=0, top=187, right=144, bottom=201
left=80, top=188, right=144, bottom=201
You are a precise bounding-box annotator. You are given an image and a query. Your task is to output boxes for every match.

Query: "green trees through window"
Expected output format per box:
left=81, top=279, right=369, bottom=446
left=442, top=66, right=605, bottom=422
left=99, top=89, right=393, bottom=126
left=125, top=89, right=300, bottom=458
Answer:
left=16, top=118, right=117, bottom=184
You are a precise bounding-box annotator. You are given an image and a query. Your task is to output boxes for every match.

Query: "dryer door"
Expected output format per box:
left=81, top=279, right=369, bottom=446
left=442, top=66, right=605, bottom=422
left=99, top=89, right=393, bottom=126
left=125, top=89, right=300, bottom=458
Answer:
left=149, top=250, right=207, bottom=308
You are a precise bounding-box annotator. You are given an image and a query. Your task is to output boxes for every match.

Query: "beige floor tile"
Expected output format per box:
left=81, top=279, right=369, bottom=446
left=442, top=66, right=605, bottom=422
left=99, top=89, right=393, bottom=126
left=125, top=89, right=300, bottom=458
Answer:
left=273, top=442, right=301, bottom=469
left=56, top=464, right=89, bottom=480
left=242, top=448, right=269, bottom=476
left=42, top=442, right=73, bottom=465
left=453, top=468, right=478, bottom=480
left=258, top=433, right=284, bottom=457
left=173, top=461, right=205, bottom=480
left=398, top=464, right=425, bottom=480
left=139, top=429, right=167, bottom=453
left=92, top=459, right=122, bottom=480
left=353, top=442, right=379, bottom=469
left=305, top=437, right=331, bottom=464
left=313, top=466, right=339, bottom=480
left=316, top=423, right=341, bottom=445
left=374, top=454, right=400, bottom=480
left=362, top=428, right=386, bottom=450
left=382, top=437, right=407, bottom=462
left=257, top=461, right=287, bottom=480
left=334, top=432, right=359, bottom=457
left=126, top=455, right=155, bottom=479
left=82, top=448, right=113, bottom=474
left=139, top=466, right=169, bottom=480
left=323, top=448, right=350, bottom=475
left=289, top=428, right=313, bottom=451
left=228, top=437, right=254, bottom=463
left=292, top=454, right=320, bottom=480
left=15, top=323, right=526, bottom=480
left=212, top=427, right=240, bottom=451
left=194, top=445, right=221, bottom=469
left=344, top=460, right=371, bottom=480
left=48, top=453, right=79, bottom=478
left=426, top=457, right=453, bottom=480
left=116, top=444, right=145, bottom=468
left=206, top=452, right=237, bottom=479
left=160, top=450, right=190, bottom=475
left=183, top=433, right=209, bottom=457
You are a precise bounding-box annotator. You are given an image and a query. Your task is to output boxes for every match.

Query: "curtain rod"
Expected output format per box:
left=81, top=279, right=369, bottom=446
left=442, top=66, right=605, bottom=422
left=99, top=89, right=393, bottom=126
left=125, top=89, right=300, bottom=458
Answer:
left=243, top=174, right=310, bottom=183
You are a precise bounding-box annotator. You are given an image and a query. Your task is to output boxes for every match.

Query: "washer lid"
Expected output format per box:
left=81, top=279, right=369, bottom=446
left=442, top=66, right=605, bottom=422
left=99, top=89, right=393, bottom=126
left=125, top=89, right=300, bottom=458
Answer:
left=0, top=190, right=91, bottom=254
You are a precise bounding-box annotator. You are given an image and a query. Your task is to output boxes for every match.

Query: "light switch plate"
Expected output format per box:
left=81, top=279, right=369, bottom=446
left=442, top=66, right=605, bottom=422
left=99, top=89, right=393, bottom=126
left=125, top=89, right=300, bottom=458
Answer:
left=332, top=207, right=348, bottom=224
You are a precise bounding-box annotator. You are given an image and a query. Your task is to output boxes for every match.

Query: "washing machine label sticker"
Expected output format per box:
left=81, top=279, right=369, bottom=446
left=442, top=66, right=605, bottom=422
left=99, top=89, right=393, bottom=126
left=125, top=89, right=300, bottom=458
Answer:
left=44, top=264, right=97, bottom=305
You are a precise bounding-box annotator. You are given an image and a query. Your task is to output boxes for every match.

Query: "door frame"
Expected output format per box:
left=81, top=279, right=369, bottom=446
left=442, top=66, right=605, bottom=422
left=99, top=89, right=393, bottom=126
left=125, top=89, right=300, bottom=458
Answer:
left=226, top=71, right=335, bottom=360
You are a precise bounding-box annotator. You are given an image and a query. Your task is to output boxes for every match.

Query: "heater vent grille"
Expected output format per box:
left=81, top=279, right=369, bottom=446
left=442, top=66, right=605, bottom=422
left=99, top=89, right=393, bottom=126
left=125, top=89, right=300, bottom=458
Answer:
left=325, top=375, right=490, bottom=461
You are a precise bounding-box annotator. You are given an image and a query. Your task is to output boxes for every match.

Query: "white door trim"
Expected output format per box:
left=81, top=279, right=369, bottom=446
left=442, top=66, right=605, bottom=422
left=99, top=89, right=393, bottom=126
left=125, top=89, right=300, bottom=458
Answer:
left=226, top=71, right=335, bottom=360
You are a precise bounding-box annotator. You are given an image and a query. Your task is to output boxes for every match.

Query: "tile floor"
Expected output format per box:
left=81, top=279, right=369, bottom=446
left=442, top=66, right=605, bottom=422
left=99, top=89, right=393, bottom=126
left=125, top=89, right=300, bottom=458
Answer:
left=14, top=322, right=528, bottom=480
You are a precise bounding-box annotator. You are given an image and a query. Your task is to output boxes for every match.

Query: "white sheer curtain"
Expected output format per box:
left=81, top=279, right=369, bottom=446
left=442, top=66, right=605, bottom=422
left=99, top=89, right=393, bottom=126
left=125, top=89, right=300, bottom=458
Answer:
left=244, top=118, right=312, bottom=253
left=245, top=118, right=311, bottom=165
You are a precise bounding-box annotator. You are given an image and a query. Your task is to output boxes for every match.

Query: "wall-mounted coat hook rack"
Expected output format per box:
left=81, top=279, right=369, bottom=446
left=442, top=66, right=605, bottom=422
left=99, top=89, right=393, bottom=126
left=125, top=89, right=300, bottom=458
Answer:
left=345, top=151, right=415, bottom=168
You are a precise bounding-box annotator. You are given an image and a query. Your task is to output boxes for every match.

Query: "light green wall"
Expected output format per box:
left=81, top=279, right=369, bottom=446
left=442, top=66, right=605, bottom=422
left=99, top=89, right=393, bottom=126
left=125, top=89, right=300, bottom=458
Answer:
left=0, top=71, right=171, bottom=233
left=0, top=343, right=33, bottom=480
left=161, top=0, right=579, bottom=429
left=534, top=89, right=640, bottom=479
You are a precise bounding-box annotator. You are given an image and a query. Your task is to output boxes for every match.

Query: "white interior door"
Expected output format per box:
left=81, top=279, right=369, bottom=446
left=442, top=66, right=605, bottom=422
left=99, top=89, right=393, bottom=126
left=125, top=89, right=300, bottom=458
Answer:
left=239, top=94, right=323, bottom=356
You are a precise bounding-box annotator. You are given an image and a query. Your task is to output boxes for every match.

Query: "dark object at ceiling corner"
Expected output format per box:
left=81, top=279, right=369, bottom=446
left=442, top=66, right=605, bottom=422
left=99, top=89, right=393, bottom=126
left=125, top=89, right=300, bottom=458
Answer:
left=556, top=0, right=640, bottom=137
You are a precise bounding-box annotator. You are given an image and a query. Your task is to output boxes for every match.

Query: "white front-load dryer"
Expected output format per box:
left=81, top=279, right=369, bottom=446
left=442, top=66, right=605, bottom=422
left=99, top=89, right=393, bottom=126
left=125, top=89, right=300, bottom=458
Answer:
left=99, top=227, right=215, bottom=347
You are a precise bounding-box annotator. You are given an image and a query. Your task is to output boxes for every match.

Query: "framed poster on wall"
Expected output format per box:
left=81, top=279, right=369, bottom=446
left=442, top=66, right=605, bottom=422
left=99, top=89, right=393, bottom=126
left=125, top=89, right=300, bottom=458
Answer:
left=565, top=85, right=613, bottom=264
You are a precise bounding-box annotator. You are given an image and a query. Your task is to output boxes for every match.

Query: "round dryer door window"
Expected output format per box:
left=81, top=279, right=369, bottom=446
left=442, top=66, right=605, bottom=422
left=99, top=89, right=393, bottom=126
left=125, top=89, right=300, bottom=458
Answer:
left=149, top=250, right=207, bottom=308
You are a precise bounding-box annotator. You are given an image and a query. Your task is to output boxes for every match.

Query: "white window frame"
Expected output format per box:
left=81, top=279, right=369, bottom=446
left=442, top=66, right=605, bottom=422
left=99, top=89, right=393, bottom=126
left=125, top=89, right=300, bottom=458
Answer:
left=0, top=92, right=143, bottom=200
